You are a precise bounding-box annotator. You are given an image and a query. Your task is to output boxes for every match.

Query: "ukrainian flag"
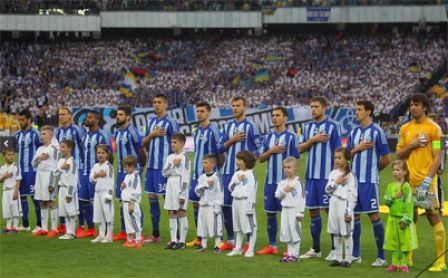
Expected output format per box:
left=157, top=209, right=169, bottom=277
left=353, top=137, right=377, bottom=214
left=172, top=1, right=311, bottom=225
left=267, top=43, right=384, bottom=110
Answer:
left=254, top=70, right=270, bottom=82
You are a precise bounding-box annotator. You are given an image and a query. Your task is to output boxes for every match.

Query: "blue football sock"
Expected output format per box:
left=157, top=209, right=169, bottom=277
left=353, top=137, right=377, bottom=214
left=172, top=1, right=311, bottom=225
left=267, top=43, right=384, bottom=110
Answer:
left=149, top=198, right=160, bottom=237
left=21, top=196, right=29, bottom=227
left=267, top=213, right=277, bottom=247
left=372, top=219, right=385, bottom=259
left=78, top=199, right=85, bottom=227
left=193, top=206, right=199, bottom=227
left=120, top=205, right=125, bottom=232
left=352, top=219, right=361, bottom=258
left=32, top=197, right=41, bottom=227
left=140, top=204, right=144, bottom=229
left=310, top=215, right=322, bottom=252
left=83, top=201, right=94, bottom=229
left=222, top=206, right=234, bottom=241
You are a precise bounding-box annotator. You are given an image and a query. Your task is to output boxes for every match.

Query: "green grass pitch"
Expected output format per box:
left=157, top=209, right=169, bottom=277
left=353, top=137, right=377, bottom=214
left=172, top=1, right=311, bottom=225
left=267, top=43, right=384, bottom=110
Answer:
left=0, top=153, right=446, bottom=277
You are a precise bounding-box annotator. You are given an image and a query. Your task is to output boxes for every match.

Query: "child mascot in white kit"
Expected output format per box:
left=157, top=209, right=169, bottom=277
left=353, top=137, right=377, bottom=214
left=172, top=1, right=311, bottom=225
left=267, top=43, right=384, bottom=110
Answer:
left=227, top=150, right=258, bottom=258
left=275, top=157, right=305, bottom=263
left=325, top=147, right=357, bottom=268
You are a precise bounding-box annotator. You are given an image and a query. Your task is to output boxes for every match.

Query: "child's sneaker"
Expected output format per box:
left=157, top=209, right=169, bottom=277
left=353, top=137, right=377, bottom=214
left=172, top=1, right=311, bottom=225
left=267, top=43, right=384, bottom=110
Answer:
left=176, top=242, right=186, bottom=250
left=341, top=261, right=352, bottom=268
left=91, top=236, right=104, bottom=243
left=279, top=256, right=289, bottom=263
left=58, top=234, right=71, bottom=240
left=213, top=246, right=221, bottom=254
left=165, top=241, right=177, bottom=250
left=123, top=240, right=135, bottom=248
left=133, top=241, right=143, bottom=248
left=386, top=264, right=399, bottom=272
left=242, top=244, right=249, bottom=254
left=33, top=229, right=48, bottom=236
left=286, top=256, right=299, bottom=263
left=244, top=250, right=254, bottom=258
left=399, top=265, right=409, bottom=273
left=7, top=228, right=19, bottom=234
left=329, top=260, right=342, bottom=267
left=100, top=237, right=113, bottom=243
left=47, top=229, right=59, bottom=238
left=194, top=246, right=206, bottom=253
left=227, top=249, right=243, bottom=257
left=325, top=250, right=336, bottom=261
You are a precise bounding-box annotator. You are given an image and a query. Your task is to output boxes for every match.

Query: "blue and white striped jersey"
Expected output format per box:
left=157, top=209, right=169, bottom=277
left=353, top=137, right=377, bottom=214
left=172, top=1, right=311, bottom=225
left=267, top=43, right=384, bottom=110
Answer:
left=347, top=123, right=390, bottom=184
left=302, top=117, right=342, bottom=180
left=259, top=130, right=300, bottom=184
left=145, top=115, right=179, bottom=170
left=114, top=124, right=143, bottom=173
left=82, top=129, right=111, bottom=175
left=192, top=123, right=221, bottom=181
left=15, top=128, right=41, bottom=173
left=56, top=124, right=86, bottom=168
left=219, top=119, right=262, bottom=175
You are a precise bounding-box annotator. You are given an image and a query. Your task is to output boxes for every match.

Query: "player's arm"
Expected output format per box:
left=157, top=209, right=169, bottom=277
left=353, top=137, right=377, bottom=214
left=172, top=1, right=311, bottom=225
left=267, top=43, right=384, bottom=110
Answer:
left=379, top=154, right=391, bottom=171
left=296, top=180, right=306, bottom=219
left=346, top=174, right=357, bottom=215
left=427, top=148, right=442, bottom=179
left=396, top=126, right=419, bottom=160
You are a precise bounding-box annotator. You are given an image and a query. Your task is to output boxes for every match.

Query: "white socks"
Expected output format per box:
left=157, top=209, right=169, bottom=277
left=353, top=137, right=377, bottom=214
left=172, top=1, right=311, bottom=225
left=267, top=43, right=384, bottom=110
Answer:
left=169, top=217, right=177, bottom=242
left=179, top=216, right=188, bottom=243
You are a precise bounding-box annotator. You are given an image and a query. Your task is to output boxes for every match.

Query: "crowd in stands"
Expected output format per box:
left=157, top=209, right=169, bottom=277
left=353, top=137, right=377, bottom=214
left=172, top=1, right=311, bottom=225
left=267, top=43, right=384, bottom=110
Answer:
left=0, top=0, right=442, bottom=14
left=1, top=30, right=446, bottom=124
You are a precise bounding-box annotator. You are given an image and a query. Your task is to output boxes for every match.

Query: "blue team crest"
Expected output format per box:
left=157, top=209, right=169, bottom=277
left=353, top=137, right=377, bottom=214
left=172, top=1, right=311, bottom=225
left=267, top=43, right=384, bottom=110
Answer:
left=328, top=107, right=357, bottom=136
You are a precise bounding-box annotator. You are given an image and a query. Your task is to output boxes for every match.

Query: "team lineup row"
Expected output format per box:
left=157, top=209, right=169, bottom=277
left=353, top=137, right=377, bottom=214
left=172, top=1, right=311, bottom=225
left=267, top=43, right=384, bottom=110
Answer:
left=2, top=93, right=446, bottom=272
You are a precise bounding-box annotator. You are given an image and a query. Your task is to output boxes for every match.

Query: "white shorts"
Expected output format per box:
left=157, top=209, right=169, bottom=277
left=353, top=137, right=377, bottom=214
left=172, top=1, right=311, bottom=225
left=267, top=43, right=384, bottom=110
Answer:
left=2, top=190, right=22, bottom=219
left=93, top=192, right=114, bottom=223
left=164, top=180, right=188, bottom=211
left=327, top=197, right=353, bottom=237
left=197, top=205, right=223, bottom=238
left=123, top=201, right=142, bottom=234
left=34, top=170, right=56, bottom=201
left=280, top=207, right=302, bottom=243
left=232, top=199, right=257, bottom=234
left=58, top=187, right=79, bottom=217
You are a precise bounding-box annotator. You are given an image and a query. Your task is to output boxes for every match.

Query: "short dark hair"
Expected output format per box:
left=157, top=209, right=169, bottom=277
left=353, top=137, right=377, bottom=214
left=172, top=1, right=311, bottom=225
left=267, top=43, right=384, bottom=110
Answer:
left=273, top=106, right=288, bottom=117
left=232, top=96, right=247, bottom=107
left=311, top=96, right=328, bottom=107
left=88, top=110, right=100, bottom=119
left=172, top=132, right=186, bottom=145
left=197, top=101, right=211, bottom=112
left=203, top=154, right=217, bottom=165
left=19, top=109, right=32, bottom=119
left=123, top=155, right=137, bottom=168
left=117, top=105, right=132, bottom=116
left=236, top=150, right=256, bottom=170
left=356, top=100, right=374, bottom=116
left=2, top=147, right=15, bottom=155
left=60, top=139, right=74, bottom=150
left=410, top=93, right=430, bottom=114
left=155, top=93, right=168, bottom=104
